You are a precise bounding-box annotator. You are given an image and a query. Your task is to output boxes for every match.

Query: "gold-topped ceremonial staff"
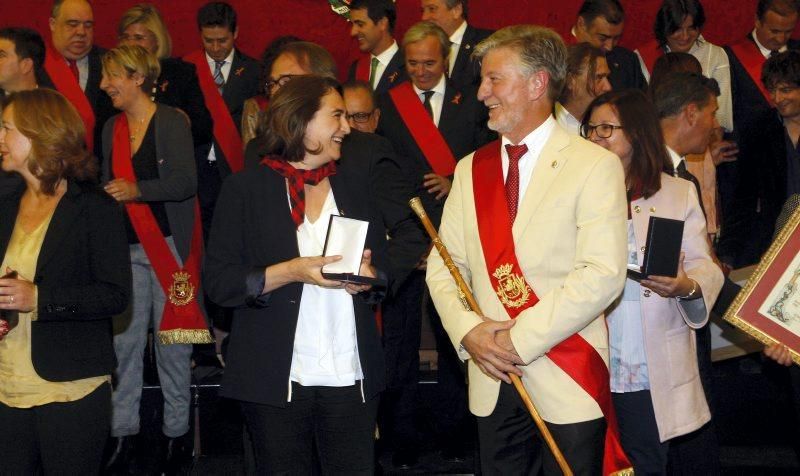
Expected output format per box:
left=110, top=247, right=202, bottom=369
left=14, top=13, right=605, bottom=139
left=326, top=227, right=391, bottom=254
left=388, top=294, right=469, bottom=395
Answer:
left=409, top=197, right=574, bottom=476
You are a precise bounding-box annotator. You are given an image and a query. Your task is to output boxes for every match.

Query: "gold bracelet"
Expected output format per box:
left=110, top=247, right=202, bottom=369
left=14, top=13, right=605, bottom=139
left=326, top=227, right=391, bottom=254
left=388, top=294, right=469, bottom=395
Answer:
left=677, top=279, right=698, bottom=300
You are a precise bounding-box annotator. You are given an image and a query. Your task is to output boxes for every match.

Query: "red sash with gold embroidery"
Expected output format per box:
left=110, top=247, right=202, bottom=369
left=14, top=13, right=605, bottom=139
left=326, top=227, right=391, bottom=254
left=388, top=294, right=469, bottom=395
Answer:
left=730, top=40, right=771, bottom=103
left=43, top=45, right=95, bottom=152
left=637, top=39, right=663, bottom=75
left=183, top=49, right=244, bottom=173
left=388, top=82, right=457, bottom=176
left=111, top=115, right=212, bottom=345
left=472, top=140, right=630, bottom=475
left=355, top=56, right=370, bottom=82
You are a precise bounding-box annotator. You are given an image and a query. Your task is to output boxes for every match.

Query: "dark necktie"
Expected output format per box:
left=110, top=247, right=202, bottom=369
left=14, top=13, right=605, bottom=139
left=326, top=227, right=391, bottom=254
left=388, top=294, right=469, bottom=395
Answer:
left=213, top=60, right=225, bottom=92
left=676, top=159, right=707, bottom=217
left=68, top=59, right=79, bottom=82
left=770, top=50, right=779, bottom=58
left=505, top=143, right=528, bottom=223
left=422, top=91, right=434, bottom=119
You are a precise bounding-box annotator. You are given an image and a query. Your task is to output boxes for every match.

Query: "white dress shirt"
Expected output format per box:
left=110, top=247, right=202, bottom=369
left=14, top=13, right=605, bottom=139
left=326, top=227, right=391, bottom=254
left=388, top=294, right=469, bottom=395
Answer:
left=371, top=41, right=399, bottom=88
left=501, top=116, right=557, bottom=206
left=289, top=189, right=363, bottom=391
left=667, top=146, right=684, bottom=176
left=448, top=20, right=468, bottom=75
left=205, top=49, right=236, bottom=162
left=554, top=102, right=582, bottom=136
left=412, top=74, right=447, bottom=126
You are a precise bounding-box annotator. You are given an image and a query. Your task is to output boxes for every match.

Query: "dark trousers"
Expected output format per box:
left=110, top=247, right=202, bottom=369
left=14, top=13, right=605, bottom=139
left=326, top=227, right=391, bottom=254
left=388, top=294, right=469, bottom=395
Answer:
left=381, top=271, right=425, bottom=448
left=477, top=382, right=605, bottom=476
left=240, top=382, right=378, bottom=475
left=0, top=382, right=111, bottom=475
left=613, top=390, right=669, bottom=475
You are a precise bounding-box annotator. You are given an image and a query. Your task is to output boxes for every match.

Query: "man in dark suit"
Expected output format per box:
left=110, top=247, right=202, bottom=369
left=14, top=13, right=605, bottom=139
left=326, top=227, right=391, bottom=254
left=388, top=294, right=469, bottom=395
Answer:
left=571, top=0, right=647, bottom=91
left=376, top=21, right=491, bottom=467
left=0, top=28, right=46, bottom=197
left=43, top=0, right=116, bottom=156
left=420, top=0, right=492, bottom=90
left=719, top=0, right=800, bottom=269
left=347, top=0, right=407, bottom=94
left=188, top=1, right=259, bottom=237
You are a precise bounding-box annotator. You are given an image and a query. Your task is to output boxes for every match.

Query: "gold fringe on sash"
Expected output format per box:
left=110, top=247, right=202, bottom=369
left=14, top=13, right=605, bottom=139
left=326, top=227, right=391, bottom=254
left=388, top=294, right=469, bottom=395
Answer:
left=158, top=328, right=214, bottom=345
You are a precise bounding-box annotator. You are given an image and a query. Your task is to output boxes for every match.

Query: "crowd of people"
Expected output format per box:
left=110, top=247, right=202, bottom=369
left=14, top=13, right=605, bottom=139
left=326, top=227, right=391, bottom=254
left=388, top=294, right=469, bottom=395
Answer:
left=1, top=0, right=800, bottom=474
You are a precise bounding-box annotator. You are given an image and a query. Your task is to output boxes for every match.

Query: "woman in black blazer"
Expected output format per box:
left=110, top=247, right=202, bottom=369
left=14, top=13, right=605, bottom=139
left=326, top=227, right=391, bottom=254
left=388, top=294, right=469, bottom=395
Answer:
left=0, top=89, right=130, bottom=474
left=204, top=75, right=387, bottom=474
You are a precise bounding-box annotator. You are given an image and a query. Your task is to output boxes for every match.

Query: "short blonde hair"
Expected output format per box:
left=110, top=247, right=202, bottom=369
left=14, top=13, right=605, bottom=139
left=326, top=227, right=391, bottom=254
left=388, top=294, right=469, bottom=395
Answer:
left=402, top=21, right=451, bottom=61
left=473, top=25, right=567, bottom=101
left=118, top=3, right=172, bottom=59
left=4, top=89, right=95, bottom=194
left=102, top=44, right=161, bottom=94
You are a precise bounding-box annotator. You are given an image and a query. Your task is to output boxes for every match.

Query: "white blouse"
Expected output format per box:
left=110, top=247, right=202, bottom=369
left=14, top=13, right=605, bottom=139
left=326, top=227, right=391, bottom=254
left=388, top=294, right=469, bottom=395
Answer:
left=289, top=189, right=363, bottom=390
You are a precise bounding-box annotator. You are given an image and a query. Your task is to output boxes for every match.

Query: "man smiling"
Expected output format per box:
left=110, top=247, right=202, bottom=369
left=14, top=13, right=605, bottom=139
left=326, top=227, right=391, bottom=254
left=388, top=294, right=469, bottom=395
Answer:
left=347, top=0, right=406, bottom=94
left=375, top=20, right=490, bottom=467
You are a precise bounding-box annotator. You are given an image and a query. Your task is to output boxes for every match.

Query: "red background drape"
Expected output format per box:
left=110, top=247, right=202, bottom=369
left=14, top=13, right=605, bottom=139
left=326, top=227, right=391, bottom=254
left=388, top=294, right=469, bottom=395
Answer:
left=2, top=0, right=793, bottom=81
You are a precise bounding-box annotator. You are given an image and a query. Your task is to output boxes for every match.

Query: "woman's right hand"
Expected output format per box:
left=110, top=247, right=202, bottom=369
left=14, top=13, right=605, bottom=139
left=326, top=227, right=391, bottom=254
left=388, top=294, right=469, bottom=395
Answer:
left=288, top=255, right=345, bottom=288
left=764, top=343, right=794, bottom=366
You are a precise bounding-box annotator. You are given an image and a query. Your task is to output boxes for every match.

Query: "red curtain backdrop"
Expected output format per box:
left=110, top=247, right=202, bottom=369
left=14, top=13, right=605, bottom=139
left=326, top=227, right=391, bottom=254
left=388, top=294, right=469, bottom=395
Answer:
left=4, top=0, right=790, bottom=82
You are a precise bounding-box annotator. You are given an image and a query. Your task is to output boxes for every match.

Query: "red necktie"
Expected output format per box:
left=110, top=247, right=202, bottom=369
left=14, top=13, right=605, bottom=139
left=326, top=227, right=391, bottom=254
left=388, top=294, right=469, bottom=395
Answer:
left=505, top=143, right=528, bottom=223
left=68, top=59, right=79, bottom=82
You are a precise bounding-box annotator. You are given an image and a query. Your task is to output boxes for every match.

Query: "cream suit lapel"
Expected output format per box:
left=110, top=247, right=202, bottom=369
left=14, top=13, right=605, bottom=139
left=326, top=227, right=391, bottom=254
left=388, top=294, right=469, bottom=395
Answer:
left=513, top=125, right=571, bottom=240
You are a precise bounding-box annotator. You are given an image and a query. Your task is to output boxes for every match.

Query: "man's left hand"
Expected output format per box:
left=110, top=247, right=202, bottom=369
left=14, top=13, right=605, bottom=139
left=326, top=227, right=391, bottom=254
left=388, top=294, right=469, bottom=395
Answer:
left=423, top=173, right=451, bottom=200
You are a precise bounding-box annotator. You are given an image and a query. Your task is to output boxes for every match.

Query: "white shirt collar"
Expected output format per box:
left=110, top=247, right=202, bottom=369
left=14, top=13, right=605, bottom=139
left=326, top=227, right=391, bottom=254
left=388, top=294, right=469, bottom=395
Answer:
left=666, top=146, right=683, bottom=172
left=663, top=34, right=705, bottom=55
left=449, top=21, right=468, bottom=46
left=412, top=74, right=446, bottom=97
left=206, top=48, right=235, bottom=66
left=373, top=41, right=399, bottom=66
left=554, top=102, right=582, bottom=136
left=752, top=28, right=787, bottom=58
left=502, top=115, right=557, bottom=158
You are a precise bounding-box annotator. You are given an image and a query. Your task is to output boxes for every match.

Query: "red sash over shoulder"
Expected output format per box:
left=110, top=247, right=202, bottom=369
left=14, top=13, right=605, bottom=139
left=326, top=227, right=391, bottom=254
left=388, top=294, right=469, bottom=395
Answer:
left=472, top=140, right=630, bottom=475
left=388, top=82, right=457, bottom=176
left=112, top=115, right=212, bottom=345
left=730, top=39, right=771, bottom=103
left=637, top=39, right=663, bottom=75
left=355, top=56, right=370, bottom=83
left=43, top=45, right=95, bottom=152
left=183, top=49, right=244, bottom=173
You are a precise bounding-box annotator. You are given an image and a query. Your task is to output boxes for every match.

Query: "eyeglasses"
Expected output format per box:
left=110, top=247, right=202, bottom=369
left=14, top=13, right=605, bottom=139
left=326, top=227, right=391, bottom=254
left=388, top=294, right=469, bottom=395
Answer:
left=581, top=123, right=623, bottom=139
left=346, top=110, right=376, bottom=123
left=266, top=74, right=299, bottom=92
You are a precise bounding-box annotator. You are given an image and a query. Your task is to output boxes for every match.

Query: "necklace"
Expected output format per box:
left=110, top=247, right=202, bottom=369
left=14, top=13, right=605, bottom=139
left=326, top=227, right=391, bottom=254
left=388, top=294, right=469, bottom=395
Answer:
left=129, top=117, right=146, bottom=143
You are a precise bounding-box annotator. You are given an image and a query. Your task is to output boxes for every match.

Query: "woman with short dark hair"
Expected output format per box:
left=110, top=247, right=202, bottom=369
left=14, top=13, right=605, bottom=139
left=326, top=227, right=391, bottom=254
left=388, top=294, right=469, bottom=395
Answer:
left=635, top=0, right=733, bottom=131
left=582, top=89, right=723, bottom=474
left=0, top=88, right=130, bottom=474
left=205, top=75, right=387, bottom=474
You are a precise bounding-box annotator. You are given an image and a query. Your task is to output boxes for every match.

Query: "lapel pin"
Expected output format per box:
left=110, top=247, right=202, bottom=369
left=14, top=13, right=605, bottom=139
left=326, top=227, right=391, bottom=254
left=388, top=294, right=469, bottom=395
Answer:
left=235, top=67, right=245, bottom=76
left=452, top=92, right=462, bottom=105
left=649, top=206, right=656, bottom=213
left=465, top=44, right=471, bottom=50
left=551, top=160, right=558, bottom=168
left=160, top=80, right=169, bottom=92
left=633, top=205, right=641, bottom=213
left=389, top=71, right=399, bottom=83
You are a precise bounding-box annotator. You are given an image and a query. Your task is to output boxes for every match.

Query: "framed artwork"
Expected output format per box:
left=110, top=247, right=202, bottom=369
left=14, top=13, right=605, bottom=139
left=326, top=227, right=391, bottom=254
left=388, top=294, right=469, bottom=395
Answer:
left=724, top=206, right=800, bottom=365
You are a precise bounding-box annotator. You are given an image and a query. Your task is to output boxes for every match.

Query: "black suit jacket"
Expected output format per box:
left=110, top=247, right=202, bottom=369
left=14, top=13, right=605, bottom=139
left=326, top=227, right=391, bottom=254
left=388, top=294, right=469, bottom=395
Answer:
left=377, top=80, right=493, bottom=228
left=41, top=46, right=117, bottom=156
left=203, top=164, right=387, bottom=406
left=449, top=24, right=493, bottom=90
left=155, top=58, right=213, bottom=149
left=347, top=48, right=408, bottom=94
left=606, top=45, right=648, bottom=91
left=716, top=35, right=797, bottom=267
left=196, top=49, right=260, bottom=178
left=0, top=180, right=130, bottom=382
